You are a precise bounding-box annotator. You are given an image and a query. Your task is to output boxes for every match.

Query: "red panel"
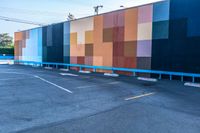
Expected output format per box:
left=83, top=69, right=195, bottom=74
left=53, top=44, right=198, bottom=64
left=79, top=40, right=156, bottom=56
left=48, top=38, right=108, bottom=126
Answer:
left=77, top=56, right=85, bottom=65
left=113, top=27, right=124, bottom=42
left=113, top=42, right=124, bottom=57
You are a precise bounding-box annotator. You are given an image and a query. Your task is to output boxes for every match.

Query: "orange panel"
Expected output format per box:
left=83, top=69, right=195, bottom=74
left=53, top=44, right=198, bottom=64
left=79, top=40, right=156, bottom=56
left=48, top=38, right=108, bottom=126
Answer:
left=125, top=8, right=138, bottom=41
left=70, top=44, right=85, bottom=57
left=15, top=32, right=23, bottom=41
left=93, top=56, right=103, bottom=66
left=70, top=32, right=77, bottom=45
left=94, top=15, right=103, bottom=45
left=85, top=31, right=93, bottom=44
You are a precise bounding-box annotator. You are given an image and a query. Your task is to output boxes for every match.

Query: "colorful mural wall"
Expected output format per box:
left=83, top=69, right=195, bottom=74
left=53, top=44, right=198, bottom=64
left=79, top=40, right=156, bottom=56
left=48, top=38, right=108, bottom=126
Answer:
left=15, top=28, right=42, bottom=62
left=15, top=0, right=200, bottom=74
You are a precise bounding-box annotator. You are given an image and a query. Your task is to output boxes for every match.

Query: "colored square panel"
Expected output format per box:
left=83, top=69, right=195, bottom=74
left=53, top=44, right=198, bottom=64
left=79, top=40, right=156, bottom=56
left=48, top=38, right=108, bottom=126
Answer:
left=124, top=57, right=137, bottom=68
left=153, top=21, right=169, bottom=39
left=64, top=22, right=70, bottom=46
left=77, top=56, right=85, bottom=64
left=103, top=28, right=113, bottom=42
left=64, top=45, right=70, bottom=56
left=15, top=32, right=23, bottom=41
left=94, top=15, right=103, bottom=44
left=70, top=33, right=77, bottom=45
left=64, top=56, right=70, bottom=64
left=70, top=45, right=85, bottom=57
left=103, top=12, right=114, bottom=28
left=124, top=41, right=137, bottom=57
left=137, top=22, right=152, bottom=40
left=85, top=31, right=93, bottom=44
left=85, top=44, right=93, bottom=56
left=113, top=27, right=124, bottom=42
left=153, top=0, right=170, bottom=22
left=137, top=40, right=152, bottom=57
left=137, top=57, right=151, bottom=70
left=138, top=5, right=153, bottom=23
left=113, top=41, right=124, bottom=57
left=85, top=56, right=93, bottom=65
left=113, top=56, right=125, bottom=68
left=125, top=8, right=138, bottom=41
left=70, top=56, right=77, bottom=64
left=93, top=56, right=103, bottom=66
left=114, top=11, right=125, bottom=27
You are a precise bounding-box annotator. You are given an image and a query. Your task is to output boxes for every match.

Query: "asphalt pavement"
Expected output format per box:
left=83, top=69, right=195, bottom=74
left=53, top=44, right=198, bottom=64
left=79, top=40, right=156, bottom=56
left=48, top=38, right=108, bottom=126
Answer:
left=0, top=64, right=200, bottom=133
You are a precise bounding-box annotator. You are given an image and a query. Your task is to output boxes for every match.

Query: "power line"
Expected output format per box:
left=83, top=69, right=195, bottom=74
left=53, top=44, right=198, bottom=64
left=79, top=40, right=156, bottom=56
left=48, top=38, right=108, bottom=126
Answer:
left=0, top=16, right=44, bottom=26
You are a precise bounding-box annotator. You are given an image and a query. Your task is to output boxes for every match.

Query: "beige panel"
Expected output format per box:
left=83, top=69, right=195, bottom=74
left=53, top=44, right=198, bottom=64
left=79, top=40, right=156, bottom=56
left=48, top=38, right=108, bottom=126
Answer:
left=137, top=22, right=152, bottom=40
left=71, top=17, right=94, bottom=44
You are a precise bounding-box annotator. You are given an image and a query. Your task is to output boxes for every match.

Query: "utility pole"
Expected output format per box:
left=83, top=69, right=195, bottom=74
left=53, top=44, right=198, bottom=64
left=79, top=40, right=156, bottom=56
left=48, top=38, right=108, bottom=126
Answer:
left=94, top=5, right=103, bottom=15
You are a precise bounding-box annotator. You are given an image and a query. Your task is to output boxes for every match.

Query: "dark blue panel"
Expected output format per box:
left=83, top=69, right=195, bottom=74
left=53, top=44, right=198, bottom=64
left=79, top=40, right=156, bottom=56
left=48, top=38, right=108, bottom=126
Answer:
left=170, top=0, right=200, bottom=36
left=153, top=20, right=169, bottom=39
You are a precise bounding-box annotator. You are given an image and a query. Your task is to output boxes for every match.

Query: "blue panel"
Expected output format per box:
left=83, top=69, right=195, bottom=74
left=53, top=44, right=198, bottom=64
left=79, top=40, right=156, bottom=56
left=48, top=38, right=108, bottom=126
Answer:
left=63, top=21, right=70, bottom=64
left=64, top=21, right=70, bottom=46
left=153, top=0, right=170, bottom=22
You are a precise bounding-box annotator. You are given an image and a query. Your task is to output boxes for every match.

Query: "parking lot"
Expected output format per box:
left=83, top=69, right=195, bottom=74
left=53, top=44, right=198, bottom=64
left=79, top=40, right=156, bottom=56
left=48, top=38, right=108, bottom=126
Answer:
left=0, top=64, right=200, bottom=133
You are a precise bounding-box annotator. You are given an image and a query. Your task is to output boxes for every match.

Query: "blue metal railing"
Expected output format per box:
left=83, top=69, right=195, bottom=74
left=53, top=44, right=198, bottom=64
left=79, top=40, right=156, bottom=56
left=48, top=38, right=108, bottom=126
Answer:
left=0, top=56, right=14, bottom=59
left=14, top=60, right=200, bottom=83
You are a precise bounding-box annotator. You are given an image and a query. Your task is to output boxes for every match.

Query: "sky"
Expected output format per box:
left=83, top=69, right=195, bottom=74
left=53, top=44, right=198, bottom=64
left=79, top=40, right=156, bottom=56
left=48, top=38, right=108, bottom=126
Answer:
left=0, top=0, right=163, bottom=37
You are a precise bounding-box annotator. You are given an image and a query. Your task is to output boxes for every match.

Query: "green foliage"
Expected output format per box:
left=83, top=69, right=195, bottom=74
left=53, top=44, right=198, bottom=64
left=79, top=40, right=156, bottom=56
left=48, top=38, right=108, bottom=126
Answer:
left=0, top=33, right=13, bottom=47
left=0, top=47, right=14, bottom=55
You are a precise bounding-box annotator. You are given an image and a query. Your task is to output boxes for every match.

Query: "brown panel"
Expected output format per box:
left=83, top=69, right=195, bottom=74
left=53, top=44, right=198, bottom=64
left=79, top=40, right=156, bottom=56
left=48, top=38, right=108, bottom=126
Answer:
left=85, top=31, right=93, bottom=44
left=85, top=44, right=93, bottom=56
left=124, top=41, right=137, bottom=57
left=94, top=15, right=103, bottom=45
left=103, top=28, right=113, bottom=42
left=125, top=8, right=138, bottom=41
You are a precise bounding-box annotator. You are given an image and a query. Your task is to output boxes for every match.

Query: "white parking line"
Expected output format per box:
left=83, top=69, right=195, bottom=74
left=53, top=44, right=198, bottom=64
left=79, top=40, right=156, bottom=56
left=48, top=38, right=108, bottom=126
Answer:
left=125, top=92, right=155, bottom=101
left=60, top=73, right=78, bottom=77
left=34, top=75, right=73, bottom=94
left=184, top=82, right=200, bottom=88
left=76, top=81, right=120, bottom=89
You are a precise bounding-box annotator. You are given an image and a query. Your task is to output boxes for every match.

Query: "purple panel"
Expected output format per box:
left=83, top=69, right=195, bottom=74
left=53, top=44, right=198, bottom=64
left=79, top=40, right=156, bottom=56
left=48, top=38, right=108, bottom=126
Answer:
left=137, top=40, right=152, bottom=57
left=85, top=56, right=93, bottom=65
left=103, top=12, right=114, bottom=28
left=138, top=5, right=153, bottom=23
left=114, top=11, right=125, bottom=27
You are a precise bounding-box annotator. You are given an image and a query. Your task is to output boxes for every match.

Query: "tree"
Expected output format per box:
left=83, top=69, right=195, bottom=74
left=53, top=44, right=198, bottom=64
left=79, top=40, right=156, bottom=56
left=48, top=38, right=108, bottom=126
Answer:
left=0, top=33, right=13, bottom=47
